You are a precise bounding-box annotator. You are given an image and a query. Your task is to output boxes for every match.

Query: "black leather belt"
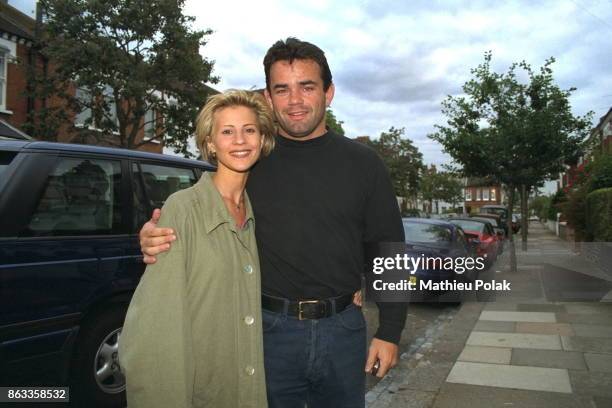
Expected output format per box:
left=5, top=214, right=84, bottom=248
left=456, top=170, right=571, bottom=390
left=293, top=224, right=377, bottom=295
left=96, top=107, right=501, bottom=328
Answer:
left=261, top=293, right=354, bottom=320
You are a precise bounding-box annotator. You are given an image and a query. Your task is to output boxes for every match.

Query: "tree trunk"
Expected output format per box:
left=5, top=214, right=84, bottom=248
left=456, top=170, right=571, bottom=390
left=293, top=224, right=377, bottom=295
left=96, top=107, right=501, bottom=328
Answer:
left=520, top=184, right=528, bottom=251
left=507, top=186, right=517, bottom=273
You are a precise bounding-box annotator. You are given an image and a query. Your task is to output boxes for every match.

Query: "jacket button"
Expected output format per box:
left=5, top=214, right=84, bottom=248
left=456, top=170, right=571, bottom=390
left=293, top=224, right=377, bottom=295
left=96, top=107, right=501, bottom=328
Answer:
left=244, top=265, right=253, bottom=274
left=244, top=315, right=255, bottom=325
left=245, top=366, right=255, bottom=376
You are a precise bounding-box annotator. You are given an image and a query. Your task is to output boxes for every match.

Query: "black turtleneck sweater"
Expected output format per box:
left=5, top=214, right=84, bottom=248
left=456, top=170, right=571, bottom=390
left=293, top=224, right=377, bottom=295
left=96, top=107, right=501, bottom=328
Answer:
left=246, top=131, right=407, bottom=344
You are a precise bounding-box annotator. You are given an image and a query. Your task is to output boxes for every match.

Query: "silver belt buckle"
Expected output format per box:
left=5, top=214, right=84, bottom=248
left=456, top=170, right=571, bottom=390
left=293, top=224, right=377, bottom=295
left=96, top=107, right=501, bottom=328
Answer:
left=298, top=300, right=320, bottom=320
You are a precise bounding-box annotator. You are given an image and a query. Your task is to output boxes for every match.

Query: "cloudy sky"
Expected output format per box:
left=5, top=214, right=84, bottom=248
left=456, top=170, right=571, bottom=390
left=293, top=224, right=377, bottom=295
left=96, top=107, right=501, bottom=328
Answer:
left=11, top=0, right=612, bottom=168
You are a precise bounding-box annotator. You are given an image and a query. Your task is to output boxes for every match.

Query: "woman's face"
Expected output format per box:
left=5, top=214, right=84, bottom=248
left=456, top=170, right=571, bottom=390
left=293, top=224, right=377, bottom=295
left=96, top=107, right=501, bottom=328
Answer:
left=209, top=105, right=263, bottom=174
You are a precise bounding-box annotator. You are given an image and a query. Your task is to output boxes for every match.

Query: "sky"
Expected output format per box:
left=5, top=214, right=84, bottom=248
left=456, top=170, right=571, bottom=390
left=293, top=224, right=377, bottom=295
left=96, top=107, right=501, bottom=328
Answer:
left=11, top=0, right=612, bottom=174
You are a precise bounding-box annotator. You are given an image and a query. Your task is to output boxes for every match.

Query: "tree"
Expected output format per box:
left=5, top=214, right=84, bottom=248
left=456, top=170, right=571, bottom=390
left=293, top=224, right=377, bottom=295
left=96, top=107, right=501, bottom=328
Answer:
left=367, top=127, right=424, bottom=201
left=26, top=0, right=218, bottom=157
left=420, top=166, right=463, bottom=213
left=430, top=52, right=591, bottom=269
left=326, top=108, right=345, bottom=135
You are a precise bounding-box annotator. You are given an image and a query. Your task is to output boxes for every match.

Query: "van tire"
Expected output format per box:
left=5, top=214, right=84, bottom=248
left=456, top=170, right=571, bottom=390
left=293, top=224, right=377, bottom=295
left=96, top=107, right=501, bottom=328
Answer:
left=70, top=304, right=127, bottom=408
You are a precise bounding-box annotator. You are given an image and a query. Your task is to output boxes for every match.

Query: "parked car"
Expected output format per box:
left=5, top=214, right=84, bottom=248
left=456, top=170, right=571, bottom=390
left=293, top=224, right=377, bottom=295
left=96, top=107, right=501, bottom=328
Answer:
left=479, top=205, right=509, bottom=229
left=403, top=208, right=428, bottom=218
left=449, top=218, right=499, bottom=267
left=511, top=214, right=521, bottom=234
left=402, top=218, right=477, bottom=300
left=473, top=213, right=508, bottom=237
left=470, top=215, right=505, bottom=253
left=0, top=141, right=214, bottom=407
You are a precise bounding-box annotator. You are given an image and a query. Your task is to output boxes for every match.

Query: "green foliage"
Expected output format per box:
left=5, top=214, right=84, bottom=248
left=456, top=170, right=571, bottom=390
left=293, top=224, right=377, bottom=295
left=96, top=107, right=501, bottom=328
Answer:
left=563, top=152, right=612, bottom=240
left=587, top=153, right=612, bottom=191
left=549, top=189, right=566, bottom=220
left=586, top=188, right=612, bottom=241
left=429, top=51, right=592, bottom=197
left=326, top=108, right=345, bottom=135
left=27, top=0, right=218, bottom=156
left=367, top=127, right=424, bottom=199
left=530, top=195, right=551, bottom=220
left=420, top=166, right=464, bottom=210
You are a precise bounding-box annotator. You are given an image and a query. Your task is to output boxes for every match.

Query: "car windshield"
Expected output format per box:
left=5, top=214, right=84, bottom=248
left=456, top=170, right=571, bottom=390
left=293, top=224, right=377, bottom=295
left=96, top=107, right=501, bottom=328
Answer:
left=403, top=222, right=452, bottom=244
left=481, top=207, right=506, bottom=217
left=472, top=217, right=499, bottom=227
left=450, top=219, right=485, bottom=233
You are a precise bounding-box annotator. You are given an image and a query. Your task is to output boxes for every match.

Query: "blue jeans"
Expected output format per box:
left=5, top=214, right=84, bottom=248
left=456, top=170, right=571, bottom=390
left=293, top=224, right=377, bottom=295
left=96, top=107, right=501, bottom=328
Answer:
left=262, top=303, right=367, bottom=408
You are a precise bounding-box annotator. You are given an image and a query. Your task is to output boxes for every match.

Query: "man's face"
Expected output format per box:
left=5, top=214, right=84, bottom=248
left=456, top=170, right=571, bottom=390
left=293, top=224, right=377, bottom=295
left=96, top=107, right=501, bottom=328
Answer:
left=265, top=59, right=335, bottom=141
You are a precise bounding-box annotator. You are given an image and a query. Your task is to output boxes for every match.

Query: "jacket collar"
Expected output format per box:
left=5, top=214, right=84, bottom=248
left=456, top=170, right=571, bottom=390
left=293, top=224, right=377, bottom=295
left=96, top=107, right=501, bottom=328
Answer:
left=194, top=171, right=255, bottom=234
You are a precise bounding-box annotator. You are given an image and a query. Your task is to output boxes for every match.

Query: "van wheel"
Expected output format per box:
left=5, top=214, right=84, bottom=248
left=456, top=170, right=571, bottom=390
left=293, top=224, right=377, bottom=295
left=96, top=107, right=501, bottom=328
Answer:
left=71, top=304, right=127, bottom=408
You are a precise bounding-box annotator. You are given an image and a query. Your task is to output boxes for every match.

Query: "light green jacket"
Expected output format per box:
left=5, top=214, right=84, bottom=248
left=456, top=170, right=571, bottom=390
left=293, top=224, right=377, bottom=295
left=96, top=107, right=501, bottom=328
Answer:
left=120, top=172, right=267, bottom=408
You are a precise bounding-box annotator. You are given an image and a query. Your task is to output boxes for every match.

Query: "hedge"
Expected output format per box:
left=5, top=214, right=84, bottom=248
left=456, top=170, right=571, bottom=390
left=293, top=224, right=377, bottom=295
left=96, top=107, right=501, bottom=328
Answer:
left=586, top=187, right=612, bottom=241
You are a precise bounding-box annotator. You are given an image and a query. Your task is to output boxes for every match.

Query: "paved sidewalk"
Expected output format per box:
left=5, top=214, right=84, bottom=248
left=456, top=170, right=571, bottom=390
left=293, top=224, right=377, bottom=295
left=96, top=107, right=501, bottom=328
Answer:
left=367, top=222, right=612, bottom=408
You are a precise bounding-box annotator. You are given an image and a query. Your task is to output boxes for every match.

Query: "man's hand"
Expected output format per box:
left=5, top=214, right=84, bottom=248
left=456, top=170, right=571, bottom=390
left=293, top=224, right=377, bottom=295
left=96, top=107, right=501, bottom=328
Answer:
left=365, top=338, right=399, bottom=378
left=352, top=290, right=362, bottom=307
left=140, top=209, right=176, bottom=264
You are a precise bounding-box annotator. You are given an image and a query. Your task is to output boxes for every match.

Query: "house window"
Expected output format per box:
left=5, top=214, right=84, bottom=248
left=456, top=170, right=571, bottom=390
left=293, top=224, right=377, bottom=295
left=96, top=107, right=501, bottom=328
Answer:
left=75, top=88, right=93, bottom=126
left=491, top=189, right=497, bottom=201
left=102, top=85, right=118, bottom=128
left=465, top=188, right=472, bottom=201
left=483, top=188, right=490, bottom=201
left=0, top=50, right=6, bottom=109
left=477, top=188, right=482, bottom=200
left=144, top=109, right=156, bottom=141
left=75, top=86, right=118, bottom=130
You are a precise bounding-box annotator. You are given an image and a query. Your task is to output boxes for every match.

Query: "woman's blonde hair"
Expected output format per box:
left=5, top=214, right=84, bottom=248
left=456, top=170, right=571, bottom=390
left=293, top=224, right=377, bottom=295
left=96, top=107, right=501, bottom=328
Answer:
left=195, top=89, right=275, bottom=163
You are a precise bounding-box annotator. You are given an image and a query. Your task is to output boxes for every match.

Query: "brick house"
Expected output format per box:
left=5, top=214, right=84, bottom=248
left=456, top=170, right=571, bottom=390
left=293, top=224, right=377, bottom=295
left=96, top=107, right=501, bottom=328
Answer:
left=464, top=177, right=504, bottom=214
left=557, top=107, right=612, bottom=192
left=0, top=1, right=163, bottom=153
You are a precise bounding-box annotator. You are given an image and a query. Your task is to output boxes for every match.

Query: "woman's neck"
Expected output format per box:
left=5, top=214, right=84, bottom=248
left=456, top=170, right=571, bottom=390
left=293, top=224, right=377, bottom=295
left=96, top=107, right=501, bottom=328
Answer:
left=211, top=167, right=248, bottom=209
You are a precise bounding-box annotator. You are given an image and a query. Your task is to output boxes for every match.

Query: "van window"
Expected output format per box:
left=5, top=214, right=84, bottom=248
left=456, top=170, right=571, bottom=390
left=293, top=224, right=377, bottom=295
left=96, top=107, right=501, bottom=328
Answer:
left=22, top=158, right=122, bottom=236
left=132, top=163, right=198, bottom=229
left=0, top=151, right=15, bottom=179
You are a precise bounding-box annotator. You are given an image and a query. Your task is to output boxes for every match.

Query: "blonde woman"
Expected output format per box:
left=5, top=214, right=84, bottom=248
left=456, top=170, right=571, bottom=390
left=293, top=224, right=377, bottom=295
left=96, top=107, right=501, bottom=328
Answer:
left=120, top=90, right=275, bottom=408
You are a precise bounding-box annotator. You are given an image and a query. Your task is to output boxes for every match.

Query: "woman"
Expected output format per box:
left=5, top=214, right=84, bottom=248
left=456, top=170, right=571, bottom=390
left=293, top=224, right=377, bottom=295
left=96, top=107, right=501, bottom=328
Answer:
left=119, top=90, right=275, bottom=408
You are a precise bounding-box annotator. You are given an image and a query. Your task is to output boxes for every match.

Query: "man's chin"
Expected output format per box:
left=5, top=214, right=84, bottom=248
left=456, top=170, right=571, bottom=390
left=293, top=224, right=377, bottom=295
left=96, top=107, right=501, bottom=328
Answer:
left=279, top=123, right=325, bottom=140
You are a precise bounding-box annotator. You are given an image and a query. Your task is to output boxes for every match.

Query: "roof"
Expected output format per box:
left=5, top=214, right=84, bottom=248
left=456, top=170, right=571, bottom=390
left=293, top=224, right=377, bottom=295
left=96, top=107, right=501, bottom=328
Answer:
left=0, top=120, right=32, bottom=140
left=591, top=107, right=612, bottom=134
left=0, top=2, right=35, bottom=42
left=0, top=140, right=216, bottom=169
left=465, top=177, right=500, bottom=187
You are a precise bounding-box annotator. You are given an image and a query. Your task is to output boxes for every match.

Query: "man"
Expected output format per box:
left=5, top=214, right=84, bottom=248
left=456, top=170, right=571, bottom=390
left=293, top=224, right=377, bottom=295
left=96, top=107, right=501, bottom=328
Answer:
left=140, top=38, right=407, bottom=407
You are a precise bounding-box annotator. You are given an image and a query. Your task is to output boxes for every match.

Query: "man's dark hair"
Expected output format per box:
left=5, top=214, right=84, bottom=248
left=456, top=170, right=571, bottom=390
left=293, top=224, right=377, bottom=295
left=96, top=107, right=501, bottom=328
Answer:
left=264, top=37, right=333, bottom=92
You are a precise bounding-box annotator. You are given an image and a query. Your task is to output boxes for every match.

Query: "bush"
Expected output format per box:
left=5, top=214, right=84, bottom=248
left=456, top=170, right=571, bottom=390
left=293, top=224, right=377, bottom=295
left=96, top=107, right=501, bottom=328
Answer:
left=564, top=185, right=589, bottom=240
left=587, top=153, right=612, bottom=191
left=585, top=187, right=612, bottom=241
left=548, top=189, right=566, bottom=220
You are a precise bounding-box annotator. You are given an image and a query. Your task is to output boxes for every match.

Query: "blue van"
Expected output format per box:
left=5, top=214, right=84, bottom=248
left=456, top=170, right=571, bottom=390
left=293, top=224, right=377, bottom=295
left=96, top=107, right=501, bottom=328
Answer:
left=0, top=141, right=214, bottom=407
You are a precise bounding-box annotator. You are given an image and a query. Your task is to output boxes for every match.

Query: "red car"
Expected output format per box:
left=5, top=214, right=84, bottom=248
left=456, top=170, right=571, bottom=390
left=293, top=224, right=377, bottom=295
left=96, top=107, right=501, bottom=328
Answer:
left=449, top=218, right=499, bottom=267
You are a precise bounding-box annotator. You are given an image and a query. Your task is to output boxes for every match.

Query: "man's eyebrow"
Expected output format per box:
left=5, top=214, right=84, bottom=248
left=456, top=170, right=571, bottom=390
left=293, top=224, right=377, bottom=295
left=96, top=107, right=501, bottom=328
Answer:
left=272, top=83, right=288, bottom=89
left=298, top=80, right=317, bottom=86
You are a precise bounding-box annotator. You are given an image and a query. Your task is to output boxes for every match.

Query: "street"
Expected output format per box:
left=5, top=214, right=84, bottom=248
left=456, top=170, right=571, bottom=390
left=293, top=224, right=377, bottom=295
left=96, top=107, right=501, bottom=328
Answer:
left=364, top=221, right=612, bottom=408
